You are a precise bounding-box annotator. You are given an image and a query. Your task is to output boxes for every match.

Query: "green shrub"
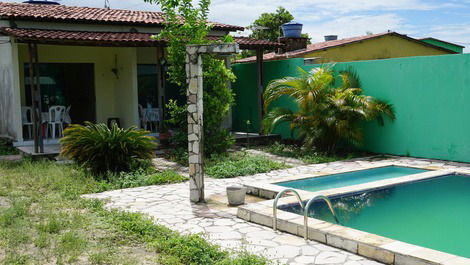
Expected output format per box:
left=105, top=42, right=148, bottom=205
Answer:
left=205, top=152, right=289, bottom=179
left=0, top=138, right=18, bottom=156
left=149, top=0, right=236, bottom=155
left=166, top=148, right=189, bottom=166
left=146, top=170, right=187, bottom=185
left=94, top=169, right=187, bottom=192
left=60, top=122, right=157, bottom=176
left=263, top=66, right=395, bottom=152
left=266, top=142, right=361, bottom=164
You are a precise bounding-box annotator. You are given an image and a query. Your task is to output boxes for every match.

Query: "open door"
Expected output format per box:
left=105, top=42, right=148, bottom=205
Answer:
left=24, top=63, right=96, bottom=125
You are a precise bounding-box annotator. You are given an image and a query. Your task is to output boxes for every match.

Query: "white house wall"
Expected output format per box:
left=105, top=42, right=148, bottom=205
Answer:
left=0, top=36, right=22, bottom=141
left=17, top=44, right=140, bottom=130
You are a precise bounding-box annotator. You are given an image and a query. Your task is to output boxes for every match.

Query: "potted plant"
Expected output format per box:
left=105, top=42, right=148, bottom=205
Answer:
left=226, top=185, right=247, bottom=206
left=159, top=123, right=171, bottom=146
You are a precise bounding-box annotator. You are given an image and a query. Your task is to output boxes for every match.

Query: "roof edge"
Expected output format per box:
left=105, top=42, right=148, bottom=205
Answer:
left=0, top=2, right=244, bottom=31
left=419, top=37, right=465, bottom=48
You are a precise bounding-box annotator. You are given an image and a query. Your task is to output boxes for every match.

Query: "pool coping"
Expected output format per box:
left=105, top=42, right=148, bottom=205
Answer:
left=244, top=162, right=445, bottom=199
left=238, top=164, right=470, bottom=265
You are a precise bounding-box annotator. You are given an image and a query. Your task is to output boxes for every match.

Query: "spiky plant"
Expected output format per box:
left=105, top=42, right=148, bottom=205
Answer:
left=263, top=66, right=395, bottom=153
left=60, top=122, right=157, bottom=175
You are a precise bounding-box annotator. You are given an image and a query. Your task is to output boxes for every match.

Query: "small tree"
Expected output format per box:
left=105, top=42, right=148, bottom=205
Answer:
left=145, top=0, right=235, bottom=155
left=241, top=6, right=310, bottom=57
left=263, top=66, right=395, bottom=153
left=249, top=7, right=294, bottom=43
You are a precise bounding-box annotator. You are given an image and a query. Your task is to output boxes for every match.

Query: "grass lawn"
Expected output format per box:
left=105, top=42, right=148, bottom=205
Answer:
left=0, top=159, right=269, bottom=265
left=205, top=152, right=290, bottom=179
left=261, top=142, right=368, bottom=164
left=166, top=149, right=290, bottom=179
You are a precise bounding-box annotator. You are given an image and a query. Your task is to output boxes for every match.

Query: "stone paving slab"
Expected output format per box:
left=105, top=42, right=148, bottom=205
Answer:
left=84, top=156, right=470, bottom=264
left=152, top=157, right=189, bottom=177
left=84, top=183, right=377, bottom=265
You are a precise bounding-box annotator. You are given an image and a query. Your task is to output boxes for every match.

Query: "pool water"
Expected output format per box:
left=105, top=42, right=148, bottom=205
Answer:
left=281, top=174, right=470, bottom=258
left=277, top=166, right=428, bottom=192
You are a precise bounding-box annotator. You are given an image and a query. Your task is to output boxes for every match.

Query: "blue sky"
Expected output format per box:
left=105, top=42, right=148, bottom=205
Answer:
left=5, top=0, right=470, bottom=50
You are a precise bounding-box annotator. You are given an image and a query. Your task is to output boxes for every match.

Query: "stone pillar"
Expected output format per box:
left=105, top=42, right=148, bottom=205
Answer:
left=185, top=43, right=239, bottom=203
left=186, top=49, right=204, bottom=203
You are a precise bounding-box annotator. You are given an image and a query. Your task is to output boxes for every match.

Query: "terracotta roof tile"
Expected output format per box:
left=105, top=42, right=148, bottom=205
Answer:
left=0, top=2, right=243, bottom=31
left=0, top=27, right=281, bottom=49
left=235, top=32, right=457, bottom=63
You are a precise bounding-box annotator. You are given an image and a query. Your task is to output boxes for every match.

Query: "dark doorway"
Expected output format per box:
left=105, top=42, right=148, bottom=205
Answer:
left=24, top=63, right=96, bottom=125
left=137, top=64, right=159, bottom=108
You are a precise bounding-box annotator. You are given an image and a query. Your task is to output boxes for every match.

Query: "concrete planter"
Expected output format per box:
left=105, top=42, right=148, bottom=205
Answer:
left=226, top=185, right=247, bottom=206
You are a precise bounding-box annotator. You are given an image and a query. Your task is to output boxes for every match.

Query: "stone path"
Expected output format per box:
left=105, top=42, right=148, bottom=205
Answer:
left=85, top=156, right=470, bottom=264
left=84, top=182, right=377, bottom=265
left=152, top=157, right=189, bottom=177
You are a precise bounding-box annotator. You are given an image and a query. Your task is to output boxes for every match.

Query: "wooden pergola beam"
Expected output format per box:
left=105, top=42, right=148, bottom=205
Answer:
left=156, top=46, right=166, bottom=130
left=27, top=43, right=44, bottom=153
left=256, top=48, right=265, bottom=134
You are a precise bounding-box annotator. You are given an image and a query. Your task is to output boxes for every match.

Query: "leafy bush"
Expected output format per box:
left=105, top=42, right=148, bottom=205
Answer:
left=146, top=170, right=187, bottom=185
left=265, top=142, right=359, bottom=164
left=60, top=122, right=157, bottom=176
left=164, top=147, right=189, bottom=166
left=98, top=169, right=187, bottom=191
left=146, top=0, right=236, bottom=155
left=0, top=138, right=18, bottom=156
left=202, top=56, right=236, bottom=154
left=205, top=152, right=289, bottom=179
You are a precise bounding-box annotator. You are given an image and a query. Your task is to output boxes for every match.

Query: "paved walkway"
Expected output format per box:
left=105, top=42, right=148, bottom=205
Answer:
left=84, top=156, right=470, bottom=265
left=152, top=157, right=189, bottom=177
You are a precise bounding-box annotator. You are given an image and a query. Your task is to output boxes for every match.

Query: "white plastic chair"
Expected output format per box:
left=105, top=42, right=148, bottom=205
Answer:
left=46, top=105, right=66, bottom=139
left=63, top=105, right=72, bottom=125
left=146, top=109, right=160, bottom=132
left=21, top=106, right=33, bottom=139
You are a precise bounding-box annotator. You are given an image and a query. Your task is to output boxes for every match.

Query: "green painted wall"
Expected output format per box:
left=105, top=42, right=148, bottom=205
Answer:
left=232, top=58, right=303, bottom=133
left=421, top=38, right=464, bottom=54
left=232, top=54, right=470, bottom=162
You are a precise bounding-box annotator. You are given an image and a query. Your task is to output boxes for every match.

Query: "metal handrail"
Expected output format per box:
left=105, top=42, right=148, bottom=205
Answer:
left=303, top=195, right=340, bottom=240
left=273, top=188, right=304, bottom=231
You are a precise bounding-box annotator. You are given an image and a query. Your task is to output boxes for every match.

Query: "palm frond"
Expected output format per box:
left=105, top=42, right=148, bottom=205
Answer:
left=262, top=66, right=395, bottom=152
left=60, top=122, right=157, bottom=175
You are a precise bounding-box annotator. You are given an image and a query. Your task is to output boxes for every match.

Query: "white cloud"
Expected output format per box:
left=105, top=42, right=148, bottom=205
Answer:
left=207, top=0, right=448, bottom=27
left=302, top=14, right=407, bottom=43
left=3, top=0, right=468, bottom=52
left=422, top=24, right=470, bottom=51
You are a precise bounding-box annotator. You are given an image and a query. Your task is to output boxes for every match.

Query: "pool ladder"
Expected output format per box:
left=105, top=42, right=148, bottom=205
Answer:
left=273, top=188, right=340, bottom=240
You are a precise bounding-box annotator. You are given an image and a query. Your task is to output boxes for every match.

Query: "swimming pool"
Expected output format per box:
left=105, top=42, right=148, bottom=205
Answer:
left=276, top=166, right=429, bottom=192
left=281, top=174, right=470, bottom=258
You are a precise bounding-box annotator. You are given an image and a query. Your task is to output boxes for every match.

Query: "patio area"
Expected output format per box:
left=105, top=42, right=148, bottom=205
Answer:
left=84, top=155, right=469, bottom=264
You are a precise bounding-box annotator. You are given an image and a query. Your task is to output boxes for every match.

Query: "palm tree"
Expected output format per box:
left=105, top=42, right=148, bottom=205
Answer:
left=263, top=65, right=395, bottom=153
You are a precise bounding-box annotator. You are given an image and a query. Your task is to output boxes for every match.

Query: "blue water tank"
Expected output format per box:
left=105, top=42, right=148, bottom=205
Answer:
left=23, top=0, right=60, bottom=5
left=282, top=22, right=303, bottom=38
